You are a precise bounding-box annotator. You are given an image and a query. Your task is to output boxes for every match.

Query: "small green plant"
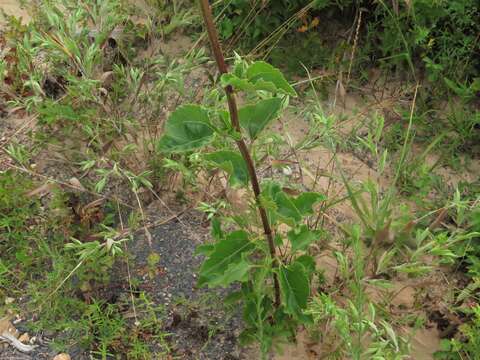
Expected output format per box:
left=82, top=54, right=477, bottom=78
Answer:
left=306, top=227, right=409, bottom=359
left=157, top=1, right=325, bottom=355
left=434, top=306, right=480, bottom=360
left=1, top=0, right=205, bottom=204
left=438, top=197, right=480, bottom=351
left=301, top=105, right=477, bottom=358
left=0, top=171, right=39, bottom=291
left=0, top=169, right=148, bottom=354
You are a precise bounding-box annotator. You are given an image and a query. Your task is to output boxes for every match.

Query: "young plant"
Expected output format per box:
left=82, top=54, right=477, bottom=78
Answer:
left=157, top=0, right=324, bottom=354
left=435, top=306, right=480, bottom=360
left=306, top=226, right=409, bottom=359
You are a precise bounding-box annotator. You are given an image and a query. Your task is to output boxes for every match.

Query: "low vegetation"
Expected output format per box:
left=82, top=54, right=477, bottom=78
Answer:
left=0, top=0, right=478, bottom=359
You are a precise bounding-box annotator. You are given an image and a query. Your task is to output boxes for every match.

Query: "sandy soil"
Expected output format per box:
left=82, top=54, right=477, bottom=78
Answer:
left=0, top=0, right=30, bottom=25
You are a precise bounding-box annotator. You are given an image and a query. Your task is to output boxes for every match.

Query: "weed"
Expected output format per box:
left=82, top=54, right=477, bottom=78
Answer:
left=435, top=307, right=480, bottom=360
left=0, top=164, right=168, bottom=357
left=1, top=0, right=205, bottom=205
left=306, top=228, right=409, bottom=359
left=158, top=2, right=324, bottom=355
left=1, top=0, right=479, bottom=359
left=217, top=0, right=479, bottom=95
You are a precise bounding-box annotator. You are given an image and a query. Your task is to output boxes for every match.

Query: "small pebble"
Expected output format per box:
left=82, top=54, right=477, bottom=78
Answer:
left=282, top=166, right=293, bottom=176
left=53, top=354, right=71, bottom=360
left=18, top=333, right=30, bottom=343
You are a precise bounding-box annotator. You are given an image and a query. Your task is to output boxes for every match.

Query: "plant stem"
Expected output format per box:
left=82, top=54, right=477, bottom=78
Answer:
left=198, top=0, right=281, bottom=307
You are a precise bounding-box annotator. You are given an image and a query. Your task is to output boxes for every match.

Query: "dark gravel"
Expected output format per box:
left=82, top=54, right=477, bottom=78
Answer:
left=128, top=210, right=248, bottom=360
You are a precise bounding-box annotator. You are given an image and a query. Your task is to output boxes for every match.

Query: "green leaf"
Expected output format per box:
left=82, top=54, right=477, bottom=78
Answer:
left=211, top=217, right=224, bottom=241
left=220, top=18, right=234, bottom=38
left=243, top=287, right=271, bottom=327
left=259, top=181, right=281, bottom=210
left=95, top=176, right=107, bottom=193
left=260, top=181, right=295, bottom=225
left=221, top=72, right=282, bottom=95
left=261, top=182, right=324, bottom=225
left=0, top=259, right=9, bottom=275
left=274, top=192, right=324, bottom=225
left=275, top=192, right=302, bottom=223
left=274, top=233, right=284, bottom=246
left=279, top=262, right=310, bottom=317
left=205, top=150, right=249, bottom=186
left=158, top=105, right=214, bottom=152
left=239, top=98, right=283, bottom=140
left=222, top=62, right=297, bottom=97
left=224, top=290, right=243, bottom=306
left=296, top=255, right=316, bottom=275
left=198, top=230, right=254, bottom=287
left=194, top=244, right=215, bottom=256
left=287, top=225, right=321, bottom=252
left=38, top=102, right=85, bottom=124
left=247, top=61, right=297, bottom=97
left=221, top=73, right=256, bottom=92
left=293, top=192, right=325, bottom=216
left=206, top=256, right=251, bottom=287
left=218, top=109, right=232, bottom=131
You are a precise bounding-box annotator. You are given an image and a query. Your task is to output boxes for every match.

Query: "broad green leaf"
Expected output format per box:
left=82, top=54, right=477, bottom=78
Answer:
left=296, top=255, right=316, bottom=275
left=261, top=182, right=324, bottom=225
left=260, top=181, right=295, bottom=224
left=194, top=244, right=215, bottom=256
left=279, top=262, right=310, bottom=317
left=246, top=61, right=297, bottom=97
left=239, top=98, right=283, bottom=139
left=158, top=105, right=214, bottom=152
left=287, top=225, right=321, bottom=252
left=198, top=230, right=254, bottom=287
left=260, top=181, right=282, bottom=210
left=221, top=72, right=284, bottom=95
left=211, top=217, right=224, bottom=241
left=275, top=191, right=302, bottom=223
left=221, top=73, right=256, bottom=92
left=274, top=192, right=324, bottom=225
left=207, top=257, right=251, bottom=287
left=205, top=150, right=249, bottom=186
left=293, top=192, right=325, bottom=216
left=250, top=79, right=279, bottom=94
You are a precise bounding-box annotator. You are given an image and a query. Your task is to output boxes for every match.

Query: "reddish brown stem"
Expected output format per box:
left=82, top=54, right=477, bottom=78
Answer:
left=198, top=0, right=280, bottom=307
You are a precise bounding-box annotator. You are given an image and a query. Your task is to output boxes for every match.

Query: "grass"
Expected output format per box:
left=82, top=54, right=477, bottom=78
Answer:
left=1, top=0, right=479, bottom=358
left=0, top=169, right=171, bottom=357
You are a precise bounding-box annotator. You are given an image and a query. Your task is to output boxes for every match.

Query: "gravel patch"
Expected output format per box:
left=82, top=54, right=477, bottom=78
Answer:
left=129, top=210, right=248, bottom=359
